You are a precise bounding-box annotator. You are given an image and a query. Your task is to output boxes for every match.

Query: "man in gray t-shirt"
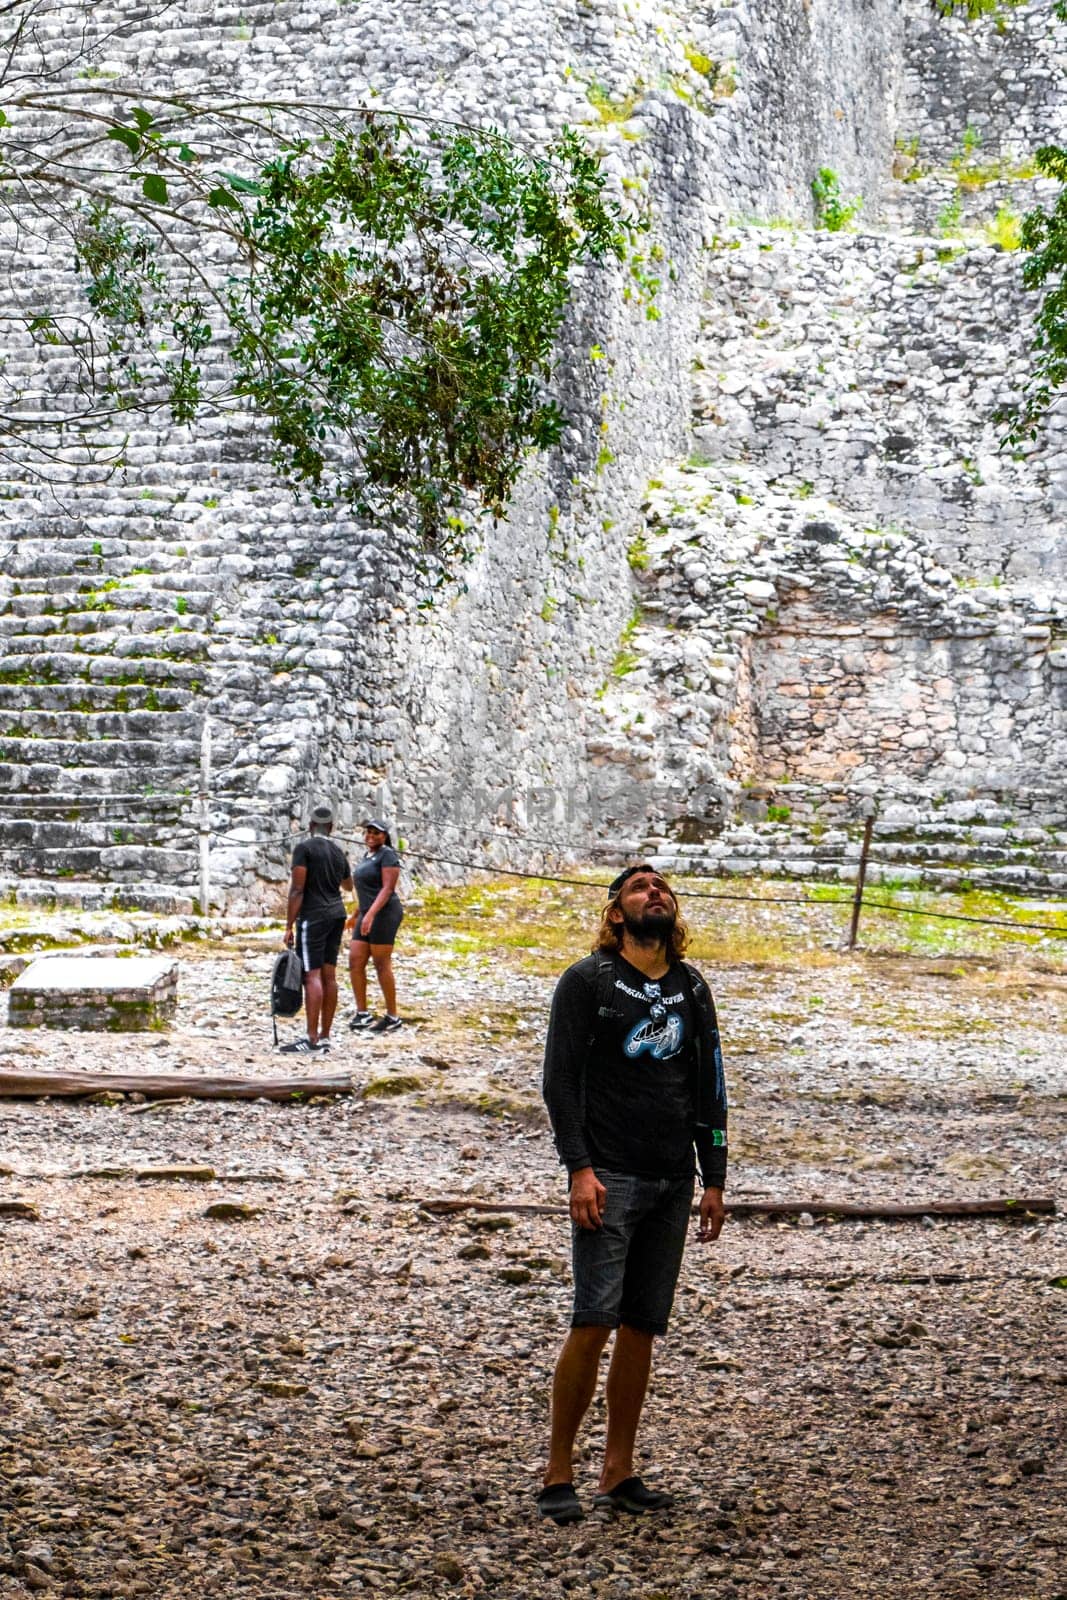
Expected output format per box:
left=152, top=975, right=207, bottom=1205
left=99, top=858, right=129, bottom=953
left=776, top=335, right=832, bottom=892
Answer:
left=283, top=803, right=353, bottom=1054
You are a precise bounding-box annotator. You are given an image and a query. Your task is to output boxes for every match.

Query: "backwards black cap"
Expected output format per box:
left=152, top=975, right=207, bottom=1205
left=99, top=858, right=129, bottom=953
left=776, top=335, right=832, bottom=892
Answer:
left=607, top=862, right=663, bottom=899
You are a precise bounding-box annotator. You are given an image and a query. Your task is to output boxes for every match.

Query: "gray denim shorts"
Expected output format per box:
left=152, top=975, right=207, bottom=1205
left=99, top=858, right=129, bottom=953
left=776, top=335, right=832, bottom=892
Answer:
left=571, top=1169, right=693, bottom=1337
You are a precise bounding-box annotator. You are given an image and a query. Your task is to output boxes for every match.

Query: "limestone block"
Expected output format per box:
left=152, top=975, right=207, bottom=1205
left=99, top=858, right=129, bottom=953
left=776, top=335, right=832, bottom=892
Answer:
left=8, top=955, right=179, bottom=1031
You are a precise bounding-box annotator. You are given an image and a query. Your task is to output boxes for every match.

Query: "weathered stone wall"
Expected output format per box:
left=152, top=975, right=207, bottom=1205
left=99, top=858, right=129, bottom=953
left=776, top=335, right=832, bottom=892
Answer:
left=693, top=228, right=1065, bottom=582
left=2, top=0, right=919, bottom=905
left=896, top=0, right=1066, bottom=167
left=880, top=1, right=1065, bottom=238
left=575, top=0, right=1067, bottom=876
left=752, top=604, right=1061, bottom=789
left=590, top=459, right=1065, bottom=830
left=699, top=0, right=904, bottom=223
left=1, top=0, right=1063, bottom=905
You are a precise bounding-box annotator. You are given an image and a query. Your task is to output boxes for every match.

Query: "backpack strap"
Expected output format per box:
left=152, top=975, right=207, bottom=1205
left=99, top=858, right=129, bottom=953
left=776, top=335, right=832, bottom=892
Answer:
left=588, top=950, right=619, bottom=1046
left=680, top=960, right=710, bottom=1015
left=571, top=951, right=617, bottom=1132
left=678, top=959, right=726, bottom=1114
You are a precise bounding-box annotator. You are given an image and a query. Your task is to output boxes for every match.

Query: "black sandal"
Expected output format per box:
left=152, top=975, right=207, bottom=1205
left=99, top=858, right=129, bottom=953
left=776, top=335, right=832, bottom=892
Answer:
left=536, top=1482, right=583, bottom=1524
left=593, top=1475, right=674, bottom=1514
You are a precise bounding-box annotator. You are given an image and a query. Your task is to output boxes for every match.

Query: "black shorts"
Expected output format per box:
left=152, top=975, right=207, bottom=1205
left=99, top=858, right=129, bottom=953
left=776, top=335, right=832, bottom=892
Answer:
left=295, top=914, right=346, bottom=972
left=351, top=898, right=403, bottom=947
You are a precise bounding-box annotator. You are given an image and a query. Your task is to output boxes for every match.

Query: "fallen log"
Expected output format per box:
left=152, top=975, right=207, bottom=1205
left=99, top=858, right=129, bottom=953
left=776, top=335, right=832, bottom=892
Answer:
left=0, top=1069, right=356, bottom=1102
left=418, top=1197, right=1056, bottom=1220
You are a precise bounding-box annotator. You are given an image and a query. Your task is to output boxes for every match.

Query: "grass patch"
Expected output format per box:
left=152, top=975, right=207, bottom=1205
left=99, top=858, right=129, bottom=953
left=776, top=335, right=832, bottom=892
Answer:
left=436, top=1088, right=545, bottom=1123
left=586, top=80, right=641, bottom=124
left=361, top=1075, right=429, bottom=1100
left=413, top=883, right=596, bottom=973
left=627, top=533, right=650, bottom=572
left=985, top=205, right=1022, bottom=250
left=406, top=873, right=1065, bottom=980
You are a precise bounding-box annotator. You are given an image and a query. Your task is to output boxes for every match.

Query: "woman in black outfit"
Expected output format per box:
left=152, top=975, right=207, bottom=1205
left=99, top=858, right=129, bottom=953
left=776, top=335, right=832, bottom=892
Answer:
left=347, top=818, right=404, bottom=1033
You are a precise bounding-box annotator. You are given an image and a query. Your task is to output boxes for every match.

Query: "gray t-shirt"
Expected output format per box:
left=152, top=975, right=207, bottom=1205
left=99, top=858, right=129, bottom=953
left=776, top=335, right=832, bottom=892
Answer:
left=354, top=844, right=401, bottom=914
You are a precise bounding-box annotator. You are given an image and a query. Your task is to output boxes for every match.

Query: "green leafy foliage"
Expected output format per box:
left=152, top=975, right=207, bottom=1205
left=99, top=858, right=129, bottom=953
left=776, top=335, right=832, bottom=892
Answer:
left=985, top=205, right=1022, bottom=250
left=937, top=191, right=963, bottom=235
left=933, top=0, right=1022, bottom=18
left=2, top=78, right=624, bottom=566
left=682, top=43, right=717, bottom=80
left=810, top=168, right=862, bottom=232
left=1001, top=141, right=1067, bottom=444
left=992, top=0, right=1067, bottom=442
left=586, top=80, right=642, bottom=124
left=626, top=532, right=649, bottom=571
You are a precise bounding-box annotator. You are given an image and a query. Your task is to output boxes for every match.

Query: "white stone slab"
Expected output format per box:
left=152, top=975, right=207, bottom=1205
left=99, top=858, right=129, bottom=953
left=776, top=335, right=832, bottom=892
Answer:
left=11, top=956, right=176, bottom=994
left=8, top=954, right=179, bottom=1031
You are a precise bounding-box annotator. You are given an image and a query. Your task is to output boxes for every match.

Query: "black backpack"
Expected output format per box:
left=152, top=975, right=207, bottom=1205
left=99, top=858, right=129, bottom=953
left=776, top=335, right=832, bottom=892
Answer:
left=270, top=948, right=304, bottom=1045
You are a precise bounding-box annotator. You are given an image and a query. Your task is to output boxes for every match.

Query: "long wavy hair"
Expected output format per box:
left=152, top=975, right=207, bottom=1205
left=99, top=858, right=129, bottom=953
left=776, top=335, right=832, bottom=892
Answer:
left=594, top=894, right=689, bottom=960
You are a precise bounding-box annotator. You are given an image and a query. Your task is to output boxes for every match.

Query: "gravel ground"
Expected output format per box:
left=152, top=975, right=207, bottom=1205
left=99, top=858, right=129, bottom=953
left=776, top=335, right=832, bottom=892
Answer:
left=0, top=887, right=1064, bottom=1599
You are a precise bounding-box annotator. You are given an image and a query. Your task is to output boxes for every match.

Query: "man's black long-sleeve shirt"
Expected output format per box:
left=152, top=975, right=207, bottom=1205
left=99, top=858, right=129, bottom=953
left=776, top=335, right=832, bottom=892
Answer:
left=542, top=951, right=728, bottom=1190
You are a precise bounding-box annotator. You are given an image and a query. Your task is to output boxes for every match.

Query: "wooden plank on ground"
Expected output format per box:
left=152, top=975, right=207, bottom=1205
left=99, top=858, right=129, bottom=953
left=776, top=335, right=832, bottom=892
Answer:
left=0, top=1070, right=355, bottom=1102
left=418, top=1197, right=1057, bottom=1220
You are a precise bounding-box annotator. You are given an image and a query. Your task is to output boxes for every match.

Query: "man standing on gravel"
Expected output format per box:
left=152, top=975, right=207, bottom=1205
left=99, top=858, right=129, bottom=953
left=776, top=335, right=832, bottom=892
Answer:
left=282, top=802, right=354, bottom=1055
left=538, top=864, right=728, bottom=1524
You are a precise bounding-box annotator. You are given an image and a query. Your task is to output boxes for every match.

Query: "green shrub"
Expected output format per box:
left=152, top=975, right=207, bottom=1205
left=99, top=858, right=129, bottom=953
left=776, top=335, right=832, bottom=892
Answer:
left=811, top=168, right=861, bottom=232
left=938, top=192, right=963, bottom=235
left=586, top=81, right=641, bottom=124
left=683, top=42, right=717, bottom=80
left=935, top=0, right=1021, bottom=19
left=985, top=206, right=1022, bottom=250
left=627, top=533, right=650, bottom=572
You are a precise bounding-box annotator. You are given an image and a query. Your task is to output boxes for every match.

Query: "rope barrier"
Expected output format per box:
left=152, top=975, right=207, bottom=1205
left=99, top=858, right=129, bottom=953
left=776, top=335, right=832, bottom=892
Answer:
left=1, top=801, right=1064, bottom=942
left=403, top=849, right=1067, bottom=940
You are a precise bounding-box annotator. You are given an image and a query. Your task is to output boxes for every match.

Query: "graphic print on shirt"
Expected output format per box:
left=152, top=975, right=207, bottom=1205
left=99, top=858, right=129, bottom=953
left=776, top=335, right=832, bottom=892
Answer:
left=622, top=979, right=685, bottom=1061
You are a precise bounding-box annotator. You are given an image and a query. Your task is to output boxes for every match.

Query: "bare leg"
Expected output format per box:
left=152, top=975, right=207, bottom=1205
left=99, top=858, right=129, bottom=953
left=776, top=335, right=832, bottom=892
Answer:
left=304, top=968, right=324, bottom=1042
left=543, top=1324, right=612, bottom=1486
left=320, top=963, right=339, bottom=1038
left=598, top=1324, right=655, bottom=1492
left=370, top=945, right=397, bottom=1014
left=349, top=941, right=370, bottom=1010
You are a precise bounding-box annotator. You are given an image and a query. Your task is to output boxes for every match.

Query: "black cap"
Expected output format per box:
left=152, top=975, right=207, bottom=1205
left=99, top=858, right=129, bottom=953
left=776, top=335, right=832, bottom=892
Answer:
left=310, top=802, right=333, bottom=826
left=362, top=817, right=388, bottom=833
left=607, top=862, right=661, bottom=898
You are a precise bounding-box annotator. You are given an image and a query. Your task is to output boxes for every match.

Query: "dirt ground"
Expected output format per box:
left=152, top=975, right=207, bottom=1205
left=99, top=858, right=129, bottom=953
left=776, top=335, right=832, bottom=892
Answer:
left=0, top=878, right=1064, bottom=1600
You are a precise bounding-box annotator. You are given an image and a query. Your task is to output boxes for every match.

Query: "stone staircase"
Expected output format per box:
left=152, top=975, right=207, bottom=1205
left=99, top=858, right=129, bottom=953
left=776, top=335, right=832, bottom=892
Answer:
left=0, top=497, right=245, bottom=911
left=641, top=786, right=1067, bottom=898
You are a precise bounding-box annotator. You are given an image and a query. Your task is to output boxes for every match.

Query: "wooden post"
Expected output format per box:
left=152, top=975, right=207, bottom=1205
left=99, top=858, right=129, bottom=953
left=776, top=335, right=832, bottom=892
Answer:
left=846, top=811, right=875, bottom=951
left=198, top=717, right=212, bottom=917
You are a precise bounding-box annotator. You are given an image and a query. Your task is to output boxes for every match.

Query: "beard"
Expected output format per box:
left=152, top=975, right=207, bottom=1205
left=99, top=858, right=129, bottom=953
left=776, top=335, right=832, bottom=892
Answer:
left=621, top=906, right=676, bottom=945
